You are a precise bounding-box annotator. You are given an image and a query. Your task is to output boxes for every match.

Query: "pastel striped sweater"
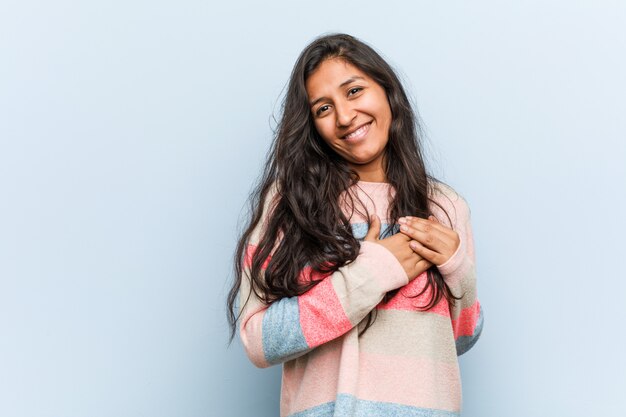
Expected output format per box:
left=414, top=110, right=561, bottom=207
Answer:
left=239, top=181, right=483, bottom=417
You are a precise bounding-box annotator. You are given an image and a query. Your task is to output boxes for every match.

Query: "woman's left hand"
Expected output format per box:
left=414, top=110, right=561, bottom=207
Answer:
left=398, top=215, right=460, bottom=266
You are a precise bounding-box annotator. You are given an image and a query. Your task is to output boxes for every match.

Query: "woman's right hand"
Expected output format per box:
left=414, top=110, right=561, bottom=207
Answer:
left=364, top=215, right=432, bottom=281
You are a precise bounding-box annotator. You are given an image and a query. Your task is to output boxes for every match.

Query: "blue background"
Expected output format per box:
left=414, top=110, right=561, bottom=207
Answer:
left=1, top=1, right=625, bottom=416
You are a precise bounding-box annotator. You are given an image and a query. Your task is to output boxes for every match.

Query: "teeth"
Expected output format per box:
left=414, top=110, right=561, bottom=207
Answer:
left=345, top=124, right=369, bottom=139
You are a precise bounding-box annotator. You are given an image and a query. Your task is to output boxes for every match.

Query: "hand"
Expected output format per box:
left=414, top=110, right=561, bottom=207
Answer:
left=398, top=215, right=460, bottom=266
left=364, top=214, right=432, bottom=281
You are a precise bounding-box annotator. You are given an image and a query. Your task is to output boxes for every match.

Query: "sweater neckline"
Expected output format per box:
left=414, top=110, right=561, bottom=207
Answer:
left=352, top=180, right=394, bottom=197
left=357, top=180, right=390, bottom=185
left=355, top=180, right=393, bottom=189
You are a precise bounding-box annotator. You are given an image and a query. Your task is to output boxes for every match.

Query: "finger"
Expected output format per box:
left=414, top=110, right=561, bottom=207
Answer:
left=364, top=214, right=381, bottom=242
left=403, top=218, right=459, bottom=248
left=408, top=239, right=447, bottom=265
left=399, top=223, right=449, bottom=253
left=408, top=259, right=433, bottom=281
left=410, top=217, right=460, bottom=254
left=404, top=216, right=453, bottom=236
left=414, top=258, right=432, bottom=270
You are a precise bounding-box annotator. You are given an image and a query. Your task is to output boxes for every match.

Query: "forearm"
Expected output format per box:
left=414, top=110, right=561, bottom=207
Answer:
left=430, top=184, right=483, bottom=356
left=440, top=256, right=483, bottom=356
left=239, top=241, right=408, bottom=367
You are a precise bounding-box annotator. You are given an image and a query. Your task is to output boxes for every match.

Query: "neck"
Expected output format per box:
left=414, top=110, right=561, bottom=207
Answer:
left=349, top=151, right=388, bottom=182
left=351, top=166, right=387, bottom=183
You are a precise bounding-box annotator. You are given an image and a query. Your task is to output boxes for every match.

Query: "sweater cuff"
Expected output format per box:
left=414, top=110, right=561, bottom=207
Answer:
left=437, top=234, right=468, bottom=275
left=358, top=241, right=409, bottom=292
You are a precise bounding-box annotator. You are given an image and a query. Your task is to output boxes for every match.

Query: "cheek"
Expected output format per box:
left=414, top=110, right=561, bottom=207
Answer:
left=378, top=104, right=392, bottom=132
left=377, top=98, right=392, bottom=121
left=365, top=94, right=392, bottom=127
left=314, top=120, right=335, bottom=143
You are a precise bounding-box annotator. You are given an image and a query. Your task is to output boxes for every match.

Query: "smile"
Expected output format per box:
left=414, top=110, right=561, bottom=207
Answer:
left=342, top=122, right=371, bottom=141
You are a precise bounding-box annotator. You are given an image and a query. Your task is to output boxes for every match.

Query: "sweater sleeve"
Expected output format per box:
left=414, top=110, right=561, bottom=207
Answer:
left=431, top=184, right=484, bottom=356
left=238, top=193, right=408, bottom=368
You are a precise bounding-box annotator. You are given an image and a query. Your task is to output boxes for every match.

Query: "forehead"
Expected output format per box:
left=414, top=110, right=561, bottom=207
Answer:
left=305, top=58, right=370, bottom=96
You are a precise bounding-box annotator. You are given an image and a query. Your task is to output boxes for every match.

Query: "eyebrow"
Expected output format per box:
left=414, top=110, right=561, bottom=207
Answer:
left=309, top=76, right=366, bottom=107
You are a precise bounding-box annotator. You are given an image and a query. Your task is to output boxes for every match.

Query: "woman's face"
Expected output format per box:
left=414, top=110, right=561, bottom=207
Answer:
left=305, top=58, right=392, bottom=182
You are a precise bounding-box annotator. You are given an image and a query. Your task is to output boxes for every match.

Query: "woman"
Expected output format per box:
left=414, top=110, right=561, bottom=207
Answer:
left=227, top=33, right=483, bottom=417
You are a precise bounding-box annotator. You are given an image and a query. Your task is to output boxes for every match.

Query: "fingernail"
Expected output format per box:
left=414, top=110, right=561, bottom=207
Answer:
left=398, top=217, right=407, bottom=224
left=400, top=225, right=409, bottom=232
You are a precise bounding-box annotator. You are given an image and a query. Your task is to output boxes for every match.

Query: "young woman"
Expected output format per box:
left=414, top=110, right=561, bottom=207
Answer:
left=227, top=33, right=483, bottom=417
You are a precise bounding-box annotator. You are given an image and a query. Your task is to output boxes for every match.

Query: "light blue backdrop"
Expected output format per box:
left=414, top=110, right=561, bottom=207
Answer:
left=1, top=1, right=625, bottom=416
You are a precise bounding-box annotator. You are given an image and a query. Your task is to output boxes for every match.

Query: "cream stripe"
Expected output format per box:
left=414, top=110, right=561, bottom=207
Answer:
left=356, top=309, right=458, bottom=363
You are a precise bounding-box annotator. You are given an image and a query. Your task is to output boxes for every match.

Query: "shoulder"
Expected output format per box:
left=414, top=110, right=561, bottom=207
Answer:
left=427, top=179, right=471, bottom=229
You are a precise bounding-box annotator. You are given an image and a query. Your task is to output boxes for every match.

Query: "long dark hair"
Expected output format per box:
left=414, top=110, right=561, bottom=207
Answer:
left=227, top=33, right=458, bottom=341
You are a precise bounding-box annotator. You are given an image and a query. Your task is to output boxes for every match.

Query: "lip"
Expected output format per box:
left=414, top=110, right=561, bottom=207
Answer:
left=341, top=122, right=372, bottom=141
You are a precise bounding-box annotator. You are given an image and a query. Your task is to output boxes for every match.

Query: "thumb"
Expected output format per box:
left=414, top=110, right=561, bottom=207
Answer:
left=364, top=214, right=381, bottom=242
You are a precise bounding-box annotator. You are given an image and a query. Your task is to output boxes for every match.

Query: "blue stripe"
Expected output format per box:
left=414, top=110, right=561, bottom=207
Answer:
left=262, top=296, right=309, bottom=365
left=259, top=220, right=398, bottom=365
left=288, top=393, right=460, bottom=417
left=456, top=305, right=484, bottom=356
left=351, top=222, right=399, bottom=240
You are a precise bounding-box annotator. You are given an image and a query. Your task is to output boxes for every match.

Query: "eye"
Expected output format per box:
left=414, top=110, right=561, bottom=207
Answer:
left=316, top=104, right=330, bottom=116
left=348, top=87, right=363, bottom=96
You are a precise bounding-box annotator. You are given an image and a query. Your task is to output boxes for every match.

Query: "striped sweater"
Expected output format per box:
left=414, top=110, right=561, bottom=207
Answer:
left=239, top=180, right=483, bottom=417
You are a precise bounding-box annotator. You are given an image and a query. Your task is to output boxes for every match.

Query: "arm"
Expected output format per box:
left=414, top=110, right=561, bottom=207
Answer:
left=398, top=183, right=484, bottom=355
left=238, top=197, right=408, bottom=368
left=431, top=186, right=483, bottom=356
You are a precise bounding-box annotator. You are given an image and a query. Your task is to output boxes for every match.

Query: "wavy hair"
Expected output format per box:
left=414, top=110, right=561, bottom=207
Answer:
left=227, top=33, right=459, bottom=341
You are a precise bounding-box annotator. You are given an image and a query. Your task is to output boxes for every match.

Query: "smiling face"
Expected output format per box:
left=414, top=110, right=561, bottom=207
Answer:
left=305, top=58, right=392, bottom=182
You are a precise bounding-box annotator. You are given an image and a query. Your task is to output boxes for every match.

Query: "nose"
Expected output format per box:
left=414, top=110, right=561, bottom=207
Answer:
left=335, top=102, right=356, bottom=128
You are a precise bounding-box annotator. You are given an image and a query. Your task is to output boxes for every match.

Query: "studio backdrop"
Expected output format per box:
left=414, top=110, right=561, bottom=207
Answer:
left=1, top=1, right=625, bottom=416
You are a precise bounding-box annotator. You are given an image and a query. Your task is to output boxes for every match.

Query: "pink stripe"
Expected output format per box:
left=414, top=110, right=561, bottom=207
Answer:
left=299, top=278, right=353, bottom=347
left=244, top=244, right=330, bottom=283
left=243, top=244, right=271, bottom=269
left=281, top=338, right=346, bottom=416
left=452, top=301, right=481, bottom=338
left=298, top=266, right=331, bottom=284
left=281, top=335, right=462, bottom=413
left=356, top=352, right=461, bottom=412
left=377, top=272, right=450, bottom=318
